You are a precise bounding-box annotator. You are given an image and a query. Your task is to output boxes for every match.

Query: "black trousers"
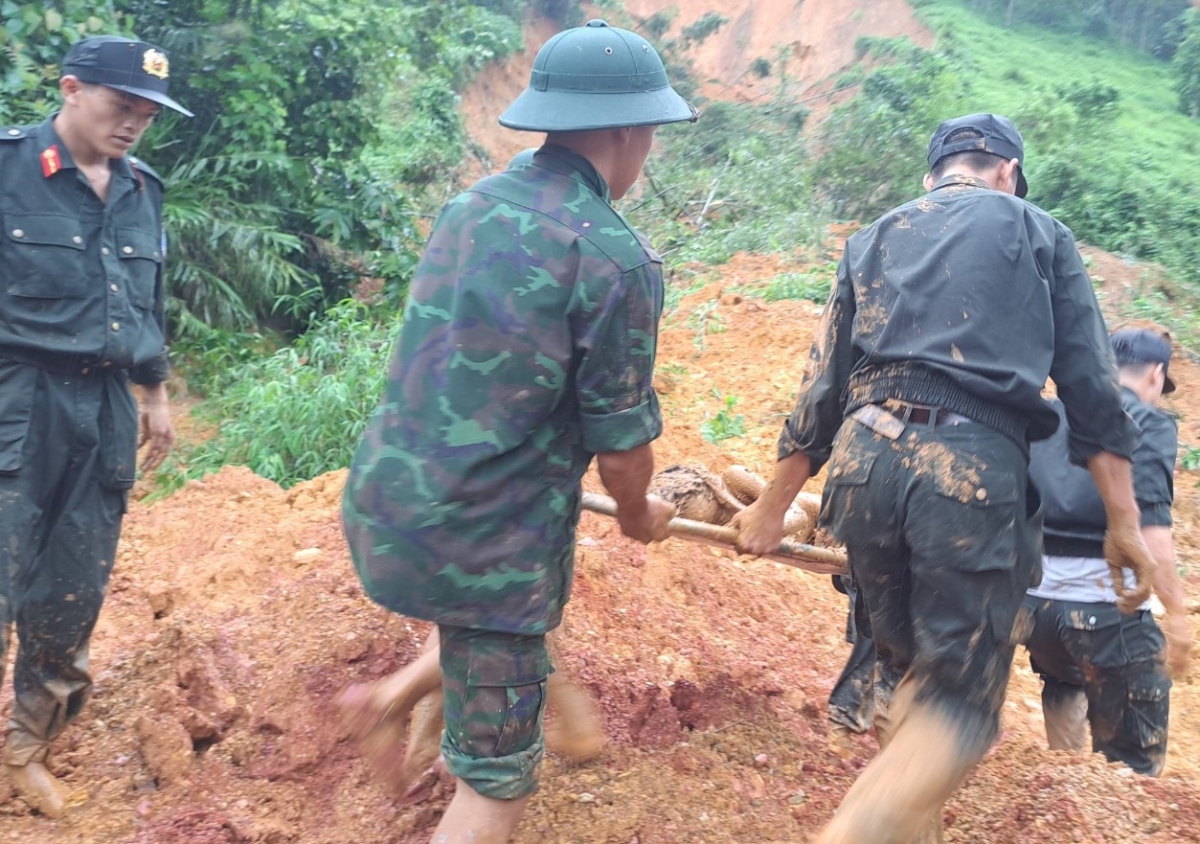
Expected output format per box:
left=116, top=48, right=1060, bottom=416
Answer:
left=821, top=412, right=1042, bottom=760
left=829, top=577, right=877, bottom=732
left=0, top=360, right=136, bottom=765
left=1023, top=595, right=1170, bottom=775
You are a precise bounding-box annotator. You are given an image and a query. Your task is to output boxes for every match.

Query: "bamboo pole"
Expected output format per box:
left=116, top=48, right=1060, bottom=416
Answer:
left=581, top=492, right=848, bottom=576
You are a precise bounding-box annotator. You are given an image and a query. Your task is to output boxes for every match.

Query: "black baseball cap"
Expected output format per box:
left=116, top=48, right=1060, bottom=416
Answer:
left=1111, top=328, right=1176, bottom=394
left=927, top=113, right=1027, bottom=198
left=62, top=35, right=192, bottom=117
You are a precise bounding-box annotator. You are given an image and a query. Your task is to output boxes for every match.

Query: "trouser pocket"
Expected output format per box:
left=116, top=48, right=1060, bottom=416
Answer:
left=98, top=375, right=138, bottom=490
left=0, top=361, right=37, bottom=475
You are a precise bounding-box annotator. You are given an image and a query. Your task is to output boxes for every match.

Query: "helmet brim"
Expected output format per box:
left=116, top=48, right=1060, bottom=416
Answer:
left=499, top=86, right=696, bottom=132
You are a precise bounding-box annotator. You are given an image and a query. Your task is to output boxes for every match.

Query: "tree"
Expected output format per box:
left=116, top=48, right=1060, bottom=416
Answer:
left=1173, top=8, right=1200, bottom=117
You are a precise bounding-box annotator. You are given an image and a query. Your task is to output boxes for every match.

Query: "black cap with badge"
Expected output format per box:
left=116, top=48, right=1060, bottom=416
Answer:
left=62, top=35, right=192, bottom=117
left=1110, top=327, right=1176, bottom=394
left=927, top=112, right=1027, bottom=198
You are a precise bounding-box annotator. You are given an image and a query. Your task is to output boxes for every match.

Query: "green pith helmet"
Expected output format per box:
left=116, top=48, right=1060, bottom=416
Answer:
left=500, top=19, right=697, bottom=132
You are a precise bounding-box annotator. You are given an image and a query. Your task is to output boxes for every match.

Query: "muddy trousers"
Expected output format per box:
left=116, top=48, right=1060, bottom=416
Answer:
left=0, top=362, right=136, bottom=766
left=814, top=415, right=1041, bottom=844
left=1022, top=596, right=1170, bottom=776
left=828, top=580, right=876, bottom=733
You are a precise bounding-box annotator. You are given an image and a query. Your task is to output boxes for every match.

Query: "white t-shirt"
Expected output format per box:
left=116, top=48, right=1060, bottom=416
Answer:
left=1029, top=554, right=1154, bottom=612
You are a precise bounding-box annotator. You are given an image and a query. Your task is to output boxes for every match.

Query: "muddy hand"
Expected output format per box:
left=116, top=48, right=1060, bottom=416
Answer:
left=1103, top=523, right=1155, bottom=614
left=730, top=497, right=786, bottom=557
left=617, top=494, right=676, bottom=543
left=1163, top=612, right=1193, bottom=678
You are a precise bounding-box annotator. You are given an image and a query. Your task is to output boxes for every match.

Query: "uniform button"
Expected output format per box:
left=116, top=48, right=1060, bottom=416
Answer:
left=111, top=322, right=120, bottom=331
left=975, top=488, right=987, bottom=501
left=122, top=245, right=134, bottom=254
left=7, top=129, right=19, bottom=136
left=80, top=367, right=89, bottom=375
left=1089, top=616, right=1097, bottom=625
left=101, top=360, right=112, bottom=368
left=101, top=247, right=111, bottom=256
left=72, top=235, right=82, bottom=244
left=110, top=284, right=119, bottom=292
left=12, top=229, right=24, bottom=238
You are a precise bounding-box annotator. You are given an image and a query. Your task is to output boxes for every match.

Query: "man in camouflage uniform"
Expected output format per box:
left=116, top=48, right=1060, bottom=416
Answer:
left=0, top=36, right=188, bottom=816
left=340, top=20, right=694, bottom=843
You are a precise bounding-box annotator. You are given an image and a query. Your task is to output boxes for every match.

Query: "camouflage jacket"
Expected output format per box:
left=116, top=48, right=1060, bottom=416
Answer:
left=343, top=146, right=664, bottom=634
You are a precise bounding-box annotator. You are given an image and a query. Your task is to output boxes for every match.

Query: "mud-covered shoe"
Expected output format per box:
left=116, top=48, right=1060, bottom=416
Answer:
left=5, top=762, right=70, bottom=818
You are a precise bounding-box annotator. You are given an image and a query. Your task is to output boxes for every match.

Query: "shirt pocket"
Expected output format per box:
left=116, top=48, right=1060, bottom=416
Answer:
left=0, top=360, right=36, bottom=474
left=3, top=213, right=88, bottom=298
left=115, top=227, right=162, bottom=310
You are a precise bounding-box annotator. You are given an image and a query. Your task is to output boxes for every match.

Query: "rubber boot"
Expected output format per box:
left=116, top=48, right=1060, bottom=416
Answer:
left=5, top=762, right=69, bottom=818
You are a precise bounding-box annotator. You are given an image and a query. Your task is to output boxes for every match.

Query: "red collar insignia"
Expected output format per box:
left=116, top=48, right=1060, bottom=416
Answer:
left=41, top=145, right=62, bottom=178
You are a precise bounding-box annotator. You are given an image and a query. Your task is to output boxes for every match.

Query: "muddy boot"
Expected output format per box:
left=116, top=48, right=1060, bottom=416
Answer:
left=544, top=671, right=605, bottom=762
left=5, top=762, right=69, bottom=818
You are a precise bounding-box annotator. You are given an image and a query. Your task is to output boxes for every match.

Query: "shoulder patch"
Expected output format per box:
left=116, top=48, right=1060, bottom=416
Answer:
left=128, top=155, right=164, bottom=185
left=0, top=127, right=28, bottom=141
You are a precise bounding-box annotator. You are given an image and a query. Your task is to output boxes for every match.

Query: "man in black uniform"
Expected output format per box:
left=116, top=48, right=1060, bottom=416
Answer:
left=0, top=36, right=189, bottom=816
left=733, top=113, right=1155, bottom=844
left=1024, top=327, right=1192, bottom=775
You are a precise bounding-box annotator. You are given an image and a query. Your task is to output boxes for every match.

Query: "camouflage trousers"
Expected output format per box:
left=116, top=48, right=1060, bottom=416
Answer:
left=438, top=624, right=552, bottom=800
left=1021, top=596, right=1170, bottom=776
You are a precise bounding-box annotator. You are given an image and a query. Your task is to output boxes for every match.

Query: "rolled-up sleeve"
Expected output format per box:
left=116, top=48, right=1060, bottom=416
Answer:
left=573, top=261, right=663, bottom=454
left=777, top=251, right=856, bottom=472
left=1047, top=225, right=1136, bottom=464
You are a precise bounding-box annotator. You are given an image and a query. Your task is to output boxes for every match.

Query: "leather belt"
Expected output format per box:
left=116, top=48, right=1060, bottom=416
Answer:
left=881, top=400, right=972, bottom=428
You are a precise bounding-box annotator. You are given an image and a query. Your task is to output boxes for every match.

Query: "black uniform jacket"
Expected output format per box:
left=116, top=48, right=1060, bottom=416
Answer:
left=780, top=175, right=1135, bottom=472
left=0, top=116, right=170, bottom=384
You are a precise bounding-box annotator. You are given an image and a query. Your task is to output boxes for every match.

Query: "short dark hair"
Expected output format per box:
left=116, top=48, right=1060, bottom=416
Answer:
left=930, top=128, right=1007, bottom=179
left=1117, top=360, right=1157, bottom=379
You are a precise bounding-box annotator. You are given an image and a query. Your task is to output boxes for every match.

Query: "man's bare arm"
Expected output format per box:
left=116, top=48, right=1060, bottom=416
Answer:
left=596, top=444, right=674, bottom=543
left=1088, top=451, right=1154, bottom=612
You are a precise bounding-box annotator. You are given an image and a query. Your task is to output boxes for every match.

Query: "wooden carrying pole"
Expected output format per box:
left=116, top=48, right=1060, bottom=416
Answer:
left=581, top=492, right=848, bottom=576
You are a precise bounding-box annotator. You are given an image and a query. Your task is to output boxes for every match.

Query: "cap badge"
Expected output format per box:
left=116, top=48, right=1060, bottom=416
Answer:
left=142, top=48, right=169, bottom=79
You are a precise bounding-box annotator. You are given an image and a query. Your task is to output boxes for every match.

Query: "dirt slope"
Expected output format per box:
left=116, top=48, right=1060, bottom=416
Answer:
left=459, top=0, right=933, bottom=178
left=4, top=245, right=1199, bottom=844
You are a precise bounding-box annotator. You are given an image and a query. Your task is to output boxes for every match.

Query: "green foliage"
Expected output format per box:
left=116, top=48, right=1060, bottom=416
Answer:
left=744, top=267, right=835, bottom=304
left=2, top=0, right=524, bottom=338
left=814, top=38, right=968, bottom=220
left=687, top=299, right=725, bottom=351
left=963, top=0, right=1189, bottom=56
left=1174, top=9, right=1200, bottom=117
left=701, top=393, right=746, bottom=444
left=628, top=99, right=824, bottom=268
left=0, top=0, right=126, bottom=125
left=1182, top=446, right=1200, bottom=471
left=157, top=299, right=399, bottom=490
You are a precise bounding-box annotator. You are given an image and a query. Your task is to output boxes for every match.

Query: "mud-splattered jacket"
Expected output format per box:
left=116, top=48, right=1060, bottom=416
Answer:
left=342, top=145, right=663, bottom=635
left=0, top=117, right=170, bottom=383
left=779, top=174, right=1135, bottom=471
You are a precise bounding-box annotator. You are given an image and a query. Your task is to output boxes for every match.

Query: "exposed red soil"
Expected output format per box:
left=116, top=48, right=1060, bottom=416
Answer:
left=5, top=242, right=1199, bottom=843
left=457, top=0, right=933, bottom=182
